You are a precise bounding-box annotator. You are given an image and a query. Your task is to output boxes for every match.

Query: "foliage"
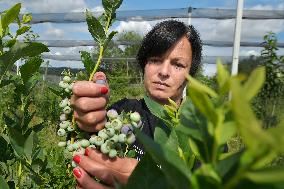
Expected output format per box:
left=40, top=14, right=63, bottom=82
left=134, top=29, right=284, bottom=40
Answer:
left=254, top=32, right=284, bottom=128
left=121, top=63, right=284, bottom=189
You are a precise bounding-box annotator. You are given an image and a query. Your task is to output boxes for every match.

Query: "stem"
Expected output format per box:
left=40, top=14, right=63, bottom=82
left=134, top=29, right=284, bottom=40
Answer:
left=89, top=45, right=104, bottom=81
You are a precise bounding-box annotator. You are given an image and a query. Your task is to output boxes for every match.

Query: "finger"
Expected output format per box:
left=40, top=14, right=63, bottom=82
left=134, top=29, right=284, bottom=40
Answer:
left=74, top=109, right=106, bottom=126
left=73, top=155, right=117, bottom=185
left=93, top=72, right=107, bottom=84
left=85, top=148, right=138, bottom=174
left=72, top=96, right=107, bottom=113
left=73, top=167, right=113, bottom=189
left=75, top=114, right=107, bottom=132
left=73, top=81, right=109, bottom=97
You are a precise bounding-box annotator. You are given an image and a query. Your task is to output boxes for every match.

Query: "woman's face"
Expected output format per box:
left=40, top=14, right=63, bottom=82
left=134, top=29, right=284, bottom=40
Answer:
left=144, top=36, right=192, bottom=105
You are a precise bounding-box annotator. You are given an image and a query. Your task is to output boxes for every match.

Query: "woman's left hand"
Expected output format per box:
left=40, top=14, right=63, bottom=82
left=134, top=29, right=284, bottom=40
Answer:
left=72, top=147, right=138, bottom=189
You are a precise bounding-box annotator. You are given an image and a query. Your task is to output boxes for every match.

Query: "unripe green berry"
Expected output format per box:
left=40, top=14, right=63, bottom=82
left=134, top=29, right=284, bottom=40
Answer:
left=118, top=133, right=126, bottom=143
left=59, top=81, right=68, bottom=88
left=105, top=122, right=112, bottom=129
left=60, top=114, right=67, bottom=121
left=80, top=139, right=90, bottom=148
left=63, top=76, right=71, bottom=83
left=71, top=160, right=77, bottom=168
left=110, top=135, right=119, bottom=143
left=58, top=141, right=67, bottom=147
left=63, top=106, right=72, bottom=114
left=65, top=87, right=71, bottom=93
left=72, top=142, right=80, bottom=150
left=59, top=98, right=70, bottom=108
left=126, top=133, right=136, bottom=144
left=131, top=120, right=142, bottom=128
left=109, top=149, right=117, bottom=158
left=67, top=126, right=75, bottom=132
left=57, top=128, right=66, bottom=137
left=68, top=82, right=74, bottom=90
left=89, top=136, right=104, bottom=146
left=130, top=112, right=141, bottom=122
left=98, top=129, right=109, bottom=140
left=60, top=121, right=71, bottom=129
left=100, top=142, right=110, bottom=154
left=67, top=144, right=75, bottom=152
left=106, top=128, right=115, bottom=137
left=111, top=119, right=122, bottom=130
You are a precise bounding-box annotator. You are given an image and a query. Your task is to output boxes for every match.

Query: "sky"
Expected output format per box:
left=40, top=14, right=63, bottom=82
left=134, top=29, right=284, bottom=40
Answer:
left=1, top=0, right=284, bottom=76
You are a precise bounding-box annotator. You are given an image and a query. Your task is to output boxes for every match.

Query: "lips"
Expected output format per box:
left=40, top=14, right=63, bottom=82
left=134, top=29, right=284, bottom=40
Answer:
left=153, top=81, right=170, bottom=87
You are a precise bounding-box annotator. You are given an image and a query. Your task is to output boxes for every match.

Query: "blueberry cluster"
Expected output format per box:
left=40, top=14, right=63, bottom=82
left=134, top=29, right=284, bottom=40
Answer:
left=88, top=109, right=142, bottom=158
left=56, top=71, right=143, bottom=161
left=57, top=70, right=75, bottom=148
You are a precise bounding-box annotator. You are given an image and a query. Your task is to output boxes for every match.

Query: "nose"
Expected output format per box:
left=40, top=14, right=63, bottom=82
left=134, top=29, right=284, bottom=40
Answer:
left=158, top=62, right=170, bottom=79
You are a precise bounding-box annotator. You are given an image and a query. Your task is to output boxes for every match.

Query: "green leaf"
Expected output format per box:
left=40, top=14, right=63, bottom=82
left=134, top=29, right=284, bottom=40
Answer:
left=0, top=42, right=49, bottom=80
left=1, top=3, right=21, bottom=32
left=86, top=10, right=105, bottom=43
left=80, top=51, right=94, bottom=76
left=103, top=30, right=118, bottom=51
left=3, top=39, right=16, bottom=48
left=243, top=66, right=265, bottom=101
left=16, top=25, right=30, bottom=36
left=135, top=128, right=191, bottom=188
left=7, top=127, right=25, bottom=159
left=230, top=78, right=274, bottom=154
left=24, top=131, right=38, bottom=161
left=216, top=61, right=230, bottom=94
left=216, top=150, right=243, bottom=179
left=187, top=75, right=218, bottom=98
left=143, top=95, right=172, bottom=126
left=215, top=120, right=237, bottom=146
left=20, top=56, right=43, bottom=84
left=245, top=167, right=284, bottom=183
left=0, top=176, right=9, bottom=189
left=126, top=153, right=171, bottom=189
left=22, top=13, right=32, bottom=23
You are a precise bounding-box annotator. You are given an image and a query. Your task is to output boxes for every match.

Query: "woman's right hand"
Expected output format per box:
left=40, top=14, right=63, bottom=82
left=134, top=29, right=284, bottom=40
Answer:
left=71, top=72, right=109, bottom=132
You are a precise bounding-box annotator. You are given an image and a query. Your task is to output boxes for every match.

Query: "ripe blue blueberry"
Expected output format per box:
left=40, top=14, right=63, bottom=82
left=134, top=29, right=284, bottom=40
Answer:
left=107, top=109, right=118, bottom=120
left=120, top=125, right=133, bottom=135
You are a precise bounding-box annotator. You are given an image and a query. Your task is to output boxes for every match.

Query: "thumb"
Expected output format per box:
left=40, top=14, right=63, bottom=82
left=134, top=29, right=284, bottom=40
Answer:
left=93, top=72, right=107, bottom=85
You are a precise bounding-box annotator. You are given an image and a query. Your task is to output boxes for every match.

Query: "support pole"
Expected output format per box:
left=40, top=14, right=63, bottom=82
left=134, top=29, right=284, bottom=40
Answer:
left=231, top=0, right=244, bottom=76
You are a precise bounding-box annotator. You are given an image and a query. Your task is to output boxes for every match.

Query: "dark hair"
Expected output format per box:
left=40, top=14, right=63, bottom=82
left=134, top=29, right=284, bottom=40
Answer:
left=137, top=20, right=202, bottom=77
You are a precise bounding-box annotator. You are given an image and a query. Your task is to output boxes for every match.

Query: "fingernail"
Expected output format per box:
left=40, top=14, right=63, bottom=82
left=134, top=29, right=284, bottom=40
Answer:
left=100, top=86, right=108, bottom=94
left=73, top=168, right=82, bottom=178
left=84, top=148, right=90, bottom=156
left=73, top=155, right=81, bottom=164
left=96, top=79, right=106, bottom=85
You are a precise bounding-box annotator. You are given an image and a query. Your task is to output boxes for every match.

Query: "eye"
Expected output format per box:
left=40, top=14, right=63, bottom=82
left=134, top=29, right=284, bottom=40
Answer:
left=148, top=57, right=162, bottom=64
left=173, top=62, right=186, bottom=70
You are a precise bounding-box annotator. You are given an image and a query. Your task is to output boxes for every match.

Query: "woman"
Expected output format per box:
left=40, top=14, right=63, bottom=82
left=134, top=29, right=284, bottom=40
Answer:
left=71, top=20, right=202, bottom=189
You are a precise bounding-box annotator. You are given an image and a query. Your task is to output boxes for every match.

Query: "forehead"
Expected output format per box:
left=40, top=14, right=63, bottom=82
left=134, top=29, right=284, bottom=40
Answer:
left=162, top=36, right=192, bottom=60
